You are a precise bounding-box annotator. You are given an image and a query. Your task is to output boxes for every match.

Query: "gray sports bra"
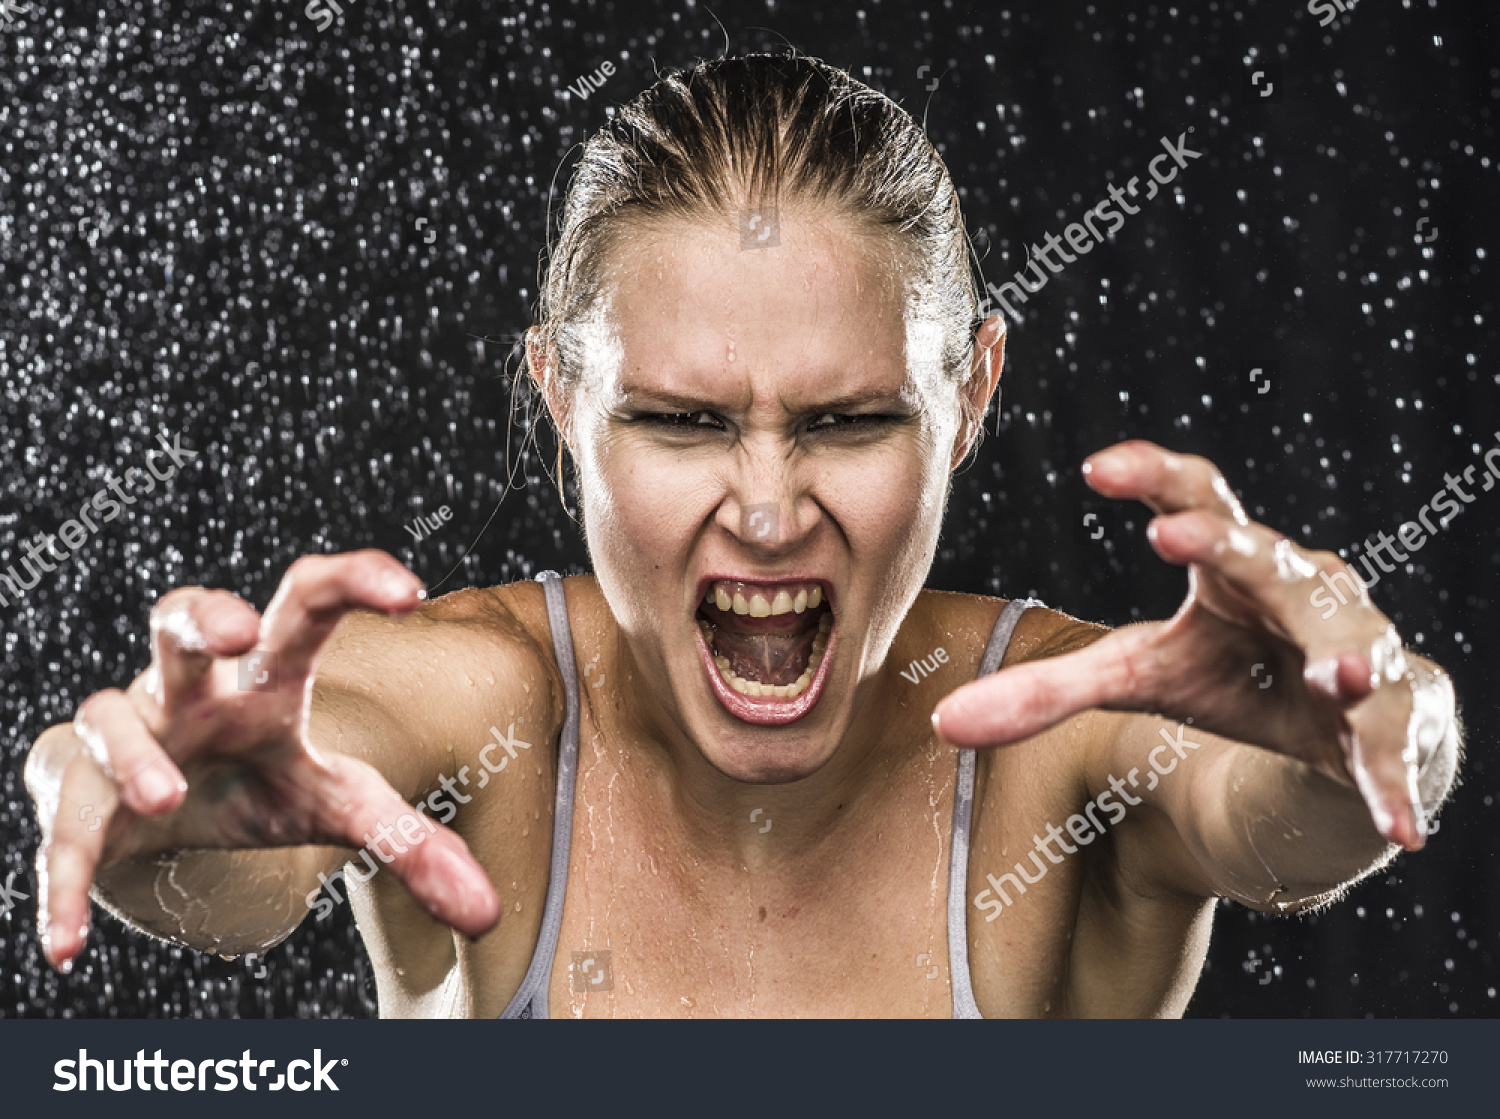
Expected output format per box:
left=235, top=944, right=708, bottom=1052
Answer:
left=499, top=570, right=1042, bottom=1019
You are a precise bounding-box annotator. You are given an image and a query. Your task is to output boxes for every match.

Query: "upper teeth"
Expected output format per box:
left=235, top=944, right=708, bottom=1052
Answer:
left=706, top=581, right=824, bottom=616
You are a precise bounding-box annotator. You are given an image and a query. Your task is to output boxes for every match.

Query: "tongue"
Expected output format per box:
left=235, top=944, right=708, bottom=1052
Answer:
left=710, top=628, right=814, bottom=686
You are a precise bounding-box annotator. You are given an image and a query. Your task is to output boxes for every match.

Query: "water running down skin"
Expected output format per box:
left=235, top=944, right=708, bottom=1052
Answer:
left=23, top=218, right=1460, bottom=1019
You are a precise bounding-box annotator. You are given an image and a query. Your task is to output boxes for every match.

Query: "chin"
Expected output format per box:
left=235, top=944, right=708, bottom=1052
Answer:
left=694, top=728, right=843, bottom=784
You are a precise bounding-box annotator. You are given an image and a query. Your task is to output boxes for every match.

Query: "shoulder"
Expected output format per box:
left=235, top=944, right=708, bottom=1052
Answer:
left=314, top=576, right=573, bottom=767
left=1003, top=603, right=1111, bottom=667
left=912, top=588, right=1111, bottom=670
left=321, top=576, right=558, bottom=677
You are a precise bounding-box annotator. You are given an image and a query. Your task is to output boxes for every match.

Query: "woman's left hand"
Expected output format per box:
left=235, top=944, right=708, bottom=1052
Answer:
left=933, top=439, right=1455, bottom=852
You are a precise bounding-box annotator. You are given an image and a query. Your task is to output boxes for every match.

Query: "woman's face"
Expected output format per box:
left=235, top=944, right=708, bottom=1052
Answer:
left=543, top=208, right=999, bottom=783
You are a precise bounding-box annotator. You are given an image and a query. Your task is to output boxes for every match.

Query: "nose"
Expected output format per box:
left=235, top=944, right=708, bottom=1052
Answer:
left=741, top=502, right=782, bottom=543
left=716, top=437, right=815, bottom=553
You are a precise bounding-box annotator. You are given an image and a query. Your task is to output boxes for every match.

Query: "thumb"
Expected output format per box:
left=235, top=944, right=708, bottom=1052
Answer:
left=933, top=624, right=1154, bottom=748
left=315, top=755, right=501, bottom=938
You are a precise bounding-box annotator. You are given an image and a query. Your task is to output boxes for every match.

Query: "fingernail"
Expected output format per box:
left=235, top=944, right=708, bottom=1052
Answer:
left=380, top=570, right=417, bottom=598
left=1367, top=797, right=1396, bottom=842
left=1304, top=658, right=1341, bottom=700
left=137, top=766, right=176, bottom=807
left=428, top=847, right=468, bottom=907
left=204, top=604, right=240, bottom=640
left=931, top=709, right=949, bottom=743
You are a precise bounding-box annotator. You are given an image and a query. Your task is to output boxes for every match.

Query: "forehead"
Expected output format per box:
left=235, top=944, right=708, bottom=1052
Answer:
left=587, top=210, right=917, bottom=404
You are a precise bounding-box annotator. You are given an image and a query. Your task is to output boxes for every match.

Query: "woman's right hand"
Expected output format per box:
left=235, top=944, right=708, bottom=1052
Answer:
left=24, top=550, right=501, bottom=973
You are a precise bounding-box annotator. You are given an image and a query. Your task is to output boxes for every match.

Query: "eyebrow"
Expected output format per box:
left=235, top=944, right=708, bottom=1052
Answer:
left=616, top=385, right=911, bottom=412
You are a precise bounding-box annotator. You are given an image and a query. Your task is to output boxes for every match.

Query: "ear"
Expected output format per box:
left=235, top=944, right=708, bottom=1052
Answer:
left=525, top=326, right=575, bottom=452
left=950, top=313, right=1006, bottom=470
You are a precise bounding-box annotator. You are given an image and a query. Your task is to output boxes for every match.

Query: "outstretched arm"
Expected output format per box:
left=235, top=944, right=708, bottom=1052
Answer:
left=23, top=552, right=551, bottom=970
left=934, top=440, right=1463, bottom=909
left=1085, top=668, right=1457, bottom=912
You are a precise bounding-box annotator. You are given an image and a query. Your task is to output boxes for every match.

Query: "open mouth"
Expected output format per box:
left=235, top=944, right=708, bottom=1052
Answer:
left=694, top=578, right=835, bottom=725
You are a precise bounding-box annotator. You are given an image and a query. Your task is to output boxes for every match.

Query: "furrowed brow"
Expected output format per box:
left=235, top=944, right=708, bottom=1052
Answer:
left=799, top=387, right=911, bottom=411
left=615, top=388, right=725, bottom=411
left=614, top=382, right=913, bottom=413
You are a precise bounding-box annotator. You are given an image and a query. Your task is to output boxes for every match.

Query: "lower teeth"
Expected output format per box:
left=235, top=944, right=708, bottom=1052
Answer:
left=701, top=614, right=832, bottom=699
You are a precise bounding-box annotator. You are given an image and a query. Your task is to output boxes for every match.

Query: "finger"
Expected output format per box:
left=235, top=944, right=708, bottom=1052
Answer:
left=317, top=754, right=500, bottom=938
left=258, top=552, right=426, bottom=687
left=1349, top=724, right=1424, bottom=851
left=1302, top=650, right=1376, bottom=706
left=1083, top=440, right=1248, bottom=523
left=1147, top=509, right=1386, bottom=705
left=38, top=750, right=121, bottom=973
left=74, top=689, right=187, bottom=815
left=1151, top=508, right=1423, bottom=842
left=1341, top=629, right=1433, bottom=851
left=933, top=624, right=1156, bottom=748
left=147, top=588, right=262, bottom=715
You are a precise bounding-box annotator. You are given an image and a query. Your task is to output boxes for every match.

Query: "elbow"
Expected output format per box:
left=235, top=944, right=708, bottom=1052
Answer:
left=1191, top=754, right=1399, bottom=914
left=1232, top=847, right=1396, bottom=917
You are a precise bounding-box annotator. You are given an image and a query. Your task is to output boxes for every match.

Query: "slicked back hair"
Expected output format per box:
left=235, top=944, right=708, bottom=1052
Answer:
left=533, top=53, right=981, bottom=407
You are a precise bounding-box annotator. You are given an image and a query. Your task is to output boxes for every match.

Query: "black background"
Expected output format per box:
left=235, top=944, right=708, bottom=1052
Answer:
left=0, top=0, right=1496, bottom=1018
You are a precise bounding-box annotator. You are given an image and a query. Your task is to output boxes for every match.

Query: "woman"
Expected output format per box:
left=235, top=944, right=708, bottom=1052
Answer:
left=25, top=54, right=1460, bottom=1018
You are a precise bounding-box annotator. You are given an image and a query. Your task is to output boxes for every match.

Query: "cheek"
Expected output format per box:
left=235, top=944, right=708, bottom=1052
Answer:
left=577, top=427, right=713, bottom=563
left=816, top=430, right=950, bottom=549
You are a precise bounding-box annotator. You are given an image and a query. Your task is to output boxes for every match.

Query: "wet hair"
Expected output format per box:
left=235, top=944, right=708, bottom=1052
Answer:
left=532, top=53, right=983, bottom=417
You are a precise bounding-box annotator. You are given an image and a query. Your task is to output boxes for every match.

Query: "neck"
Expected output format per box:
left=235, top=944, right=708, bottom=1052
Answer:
left=600, top=624, right=932, bottom=862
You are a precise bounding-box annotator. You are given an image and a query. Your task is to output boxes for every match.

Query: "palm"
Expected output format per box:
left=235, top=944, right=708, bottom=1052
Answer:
left=934, top=440, right=1444, bottom=852
left=1099, top=594, right=1349, bottom=785
left=31, top=550, right=500, bottom=973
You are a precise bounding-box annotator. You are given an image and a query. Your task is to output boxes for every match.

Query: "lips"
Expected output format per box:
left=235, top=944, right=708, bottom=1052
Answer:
left=694, top=577, right=835, bottom=726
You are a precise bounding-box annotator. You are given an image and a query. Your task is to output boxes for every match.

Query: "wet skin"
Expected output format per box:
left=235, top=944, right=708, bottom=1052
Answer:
left=258, top=577, right=1214, bottom=1018
left=24, top=209, right=1460, bottom=1017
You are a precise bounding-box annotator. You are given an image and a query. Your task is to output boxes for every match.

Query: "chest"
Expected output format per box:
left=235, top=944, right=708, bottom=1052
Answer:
left=539, top=735, right=968, bottom=1017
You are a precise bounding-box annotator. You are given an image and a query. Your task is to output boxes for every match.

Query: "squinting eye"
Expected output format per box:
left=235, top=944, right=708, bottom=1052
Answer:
left=808, top=413, right=895, bottom=431
left=644, top=411, right=724, bottom=428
